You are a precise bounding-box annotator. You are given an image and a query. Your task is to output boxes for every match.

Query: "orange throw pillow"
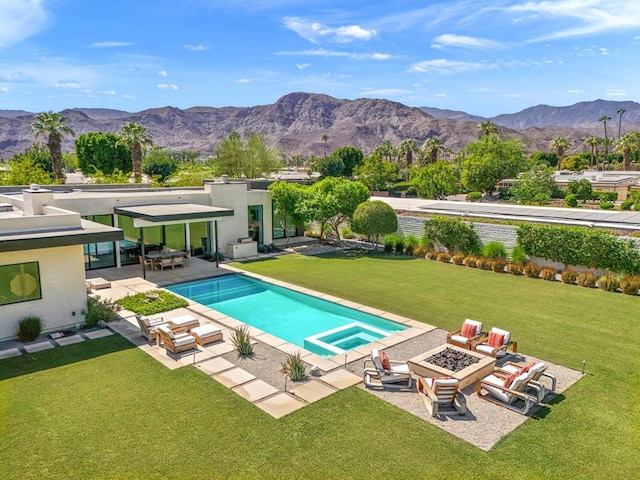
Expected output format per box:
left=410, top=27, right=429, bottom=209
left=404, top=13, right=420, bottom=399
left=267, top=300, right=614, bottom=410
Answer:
left=487, top=332, right=505, bottom=348
left=520, top=362, right=536, bottom=374
left=461, top=322, right=476, bottom=338
left=504, top=371, right=519, bottom=388
left=380, top=351, right=391, bottom=370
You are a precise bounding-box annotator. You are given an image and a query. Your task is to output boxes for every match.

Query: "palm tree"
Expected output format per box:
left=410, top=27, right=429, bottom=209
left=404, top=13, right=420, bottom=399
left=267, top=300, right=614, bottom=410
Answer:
left=600, top=137, right=613, bottom=170
left=599, top=115, right=612, bottom=165
left=477, top=121, right=499, bottom=139
left=550, top=137, right=570, bottom=170
left=31, top=111, right=75, bottom=183
left=617, top=108, right=627, bottom=139
left=321, top=134, right=329, bottom=157
left=373, top=140, right=395, bottom=162
left=614, top=131, right=640, bottom=171
left=398, top=139, right=418, bottom=167
left=422, top=137, right=444, bottom=164
left=117, top=122, right=153, bottom=183
left=583, top=136, right=600, bottom=169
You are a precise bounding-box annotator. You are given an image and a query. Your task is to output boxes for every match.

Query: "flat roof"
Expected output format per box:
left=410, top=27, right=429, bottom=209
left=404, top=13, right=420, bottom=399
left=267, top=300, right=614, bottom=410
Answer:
left=114, top=203, right=234, bottom=223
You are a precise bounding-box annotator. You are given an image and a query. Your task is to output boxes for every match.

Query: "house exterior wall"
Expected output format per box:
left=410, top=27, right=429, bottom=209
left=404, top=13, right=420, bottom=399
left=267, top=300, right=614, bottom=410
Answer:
left=0, top=245, right=87, bottom=341
left=247, top=190, right=273, bottom=245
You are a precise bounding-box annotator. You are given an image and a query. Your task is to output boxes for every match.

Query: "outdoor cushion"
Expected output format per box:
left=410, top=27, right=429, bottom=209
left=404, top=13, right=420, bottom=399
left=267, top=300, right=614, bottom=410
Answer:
left=487, top=332, right=505, bottom=348
left=158, top=325, right=175, bottom=339
left=380, top=351, right=391, bottom=370
left=390, top=363, right=411, bottom=375
left=191, top=324, right=222, bottom=337
left=371, top=349, right=384, bottom=371
left=461, top=322, right=477, bottom=338
left=465, top=319, right=483, bottom=335
left=170, top=315, right=198, bottom=327
left=520, top=361, right=537, bottom=374
left=504, top=371, right=520, bottom=388
left=490, top=327, right=511, bottom=344
left=450, top=334, right=470, bottom=345
left=428, top=377, right=459, bottom=388
left=475, top=344, right=507, bottom=356
left=174, top=335, right=196, bottom=347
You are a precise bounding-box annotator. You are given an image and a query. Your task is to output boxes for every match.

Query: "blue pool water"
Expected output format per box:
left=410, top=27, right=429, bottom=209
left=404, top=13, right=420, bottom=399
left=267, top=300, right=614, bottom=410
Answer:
left=166, top=274, right=406, bottom=357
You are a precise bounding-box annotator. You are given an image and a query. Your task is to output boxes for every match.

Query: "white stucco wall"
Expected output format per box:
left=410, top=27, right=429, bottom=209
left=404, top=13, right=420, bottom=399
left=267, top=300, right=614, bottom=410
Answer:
left=0, top=245, right=87, bottom=341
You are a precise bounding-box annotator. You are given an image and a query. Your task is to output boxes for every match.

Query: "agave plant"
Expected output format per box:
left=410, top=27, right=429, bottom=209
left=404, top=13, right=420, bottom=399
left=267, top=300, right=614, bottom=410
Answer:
left=231, top=325, right=253, bottom=355
left=281, top=351, right=306, bottom=381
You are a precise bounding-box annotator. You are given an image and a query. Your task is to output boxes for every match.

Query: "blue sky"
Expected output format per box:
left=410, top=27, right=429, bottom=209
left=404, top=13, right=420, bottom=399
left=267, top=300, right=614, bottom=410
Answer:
left=1, top=0, right=639, bottom=116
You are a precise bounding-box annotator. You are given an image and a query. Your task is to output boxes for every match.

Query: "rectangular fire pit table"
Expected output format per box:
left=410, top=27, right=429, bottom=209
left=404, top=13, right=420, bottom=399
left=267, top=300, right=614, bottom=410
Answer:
left=408, top=344, right=496, bottom=390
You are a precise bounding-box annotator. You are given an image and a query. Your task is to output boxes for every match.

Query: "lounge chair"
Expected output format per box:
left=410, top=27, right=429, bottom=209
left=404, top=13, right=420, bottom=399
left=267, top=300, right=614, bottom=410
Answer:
left=472, top=327, right=517, bottom=358
left=417, top=376, right=467, bottom=417
left=363, top=349, right=412, bottom=389
left=447, top=319, right=484, bottom=349
left=190, top=324, right=223, bottom=346
left=136, top=314, right=167, bottom=341
left=168, top=314, right=200, bottom=333
left=476, top=366, right=539, bottom=414
left=157, top=324, right=197, bottom=354
left=496, top=361, right=556, bottom=402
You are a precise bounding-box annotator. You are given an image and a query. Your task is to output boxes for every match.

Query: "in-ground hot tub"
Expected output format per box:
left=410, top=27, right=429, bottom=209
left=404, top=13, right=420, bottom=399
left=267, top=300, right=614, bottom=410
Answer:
left=303, top=322, right=389, bottom=355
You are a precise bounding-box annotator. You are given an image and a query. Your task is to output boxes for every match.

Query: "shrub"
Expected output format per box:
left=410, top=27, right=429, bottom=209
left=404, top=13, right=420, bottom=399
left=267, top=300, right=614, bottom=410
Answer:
left=451, top=253, right=466, bottom=265
left=565, top=193, right=578, bottom=208
left=340, top=227, right=355, bottom=239
left=466, top=191, right=482, bottom=202
left=619, top=276, right=640, bottom=295
left=506, top=262, right=524, bottom=275
left=599, top=200, right=614, bottom=210
left=482, top=241, right=507, bottom=259
left=540, top=267, right=557, bottom=281
left=85, top=296, right=121, bottom=327
left=17, top=316, right=43, bottom=342
left=420, top=235, right=434, bottom=250
left=475, top=257, right=492, bottom=270
left=231, top=325, right=253, bottom=355
left=383, top=235, right=394, bottom=253
left=621, top=199, right=634, bottom=211
left=304, top=229, right=320, bottom=238
left=576, top=272, right=598, bottom=288
left=464, top=255, right=478, bottom=267
left=281, top=351, right=306, bottom=381
left=597, top=275, right=620, bottom=292
left=424, top=216, right=481, bottom=255
left=491, top=258, right=507, bottom=273
left=523, top=262, right=541, bottom=278
left=404, top=235, right=419, bottom=255
left=595, top=191, right=617, bottom=202
left=413, top=245, right=428, bottom=258
left=510, top=245, right=528, bottom=264
left=436, top=252, right=451, bottom=263
left=117, top=290, right=188, bottom=316
left=561, top=269, right=578, bottom=284
left=426, top=250, right=439, bottom=260
left=635, top=203, right=640, bottom=212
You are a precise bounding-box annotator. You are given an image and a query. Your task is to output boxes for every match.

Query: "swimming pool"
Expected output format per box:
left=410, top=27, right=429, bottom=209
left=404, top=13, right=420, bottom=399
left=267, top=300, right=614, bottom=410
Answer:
left=166, top=274, right=406, bottom=357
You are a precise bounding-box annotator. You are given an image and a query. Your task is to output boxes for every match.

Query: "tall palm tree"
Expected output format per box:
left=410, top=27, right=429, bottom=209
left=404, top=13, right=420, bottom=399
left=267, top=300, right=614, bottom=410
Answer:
left=583, top=136, right=600, bottom=169
left=617, top=108, right=627, bottom=139
left=31, top=111, right=75, bottom=183
left=550, top=137, right=570, bottom=170
left=373, top=140, right=395, bottom=162
left=117, top=122, right=153, bottom=183
left=398, top=139, right=418, bottom=167
left=614, top=131, right=640, bottom=171
left=476, top=121, right=499, bottom=139
left=599, top=115, right=612, bottom=165
left=321, top=134, right=329, bottom=157
left=422, top=137, right=444, bottom=164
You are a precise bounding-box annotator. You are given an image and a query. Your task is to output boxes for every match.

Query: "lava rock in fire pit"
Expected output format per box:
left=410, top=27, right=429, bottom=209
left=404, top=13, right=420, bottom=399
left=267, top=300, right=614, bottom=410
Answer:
left=424, top=347, right=479, bottom=372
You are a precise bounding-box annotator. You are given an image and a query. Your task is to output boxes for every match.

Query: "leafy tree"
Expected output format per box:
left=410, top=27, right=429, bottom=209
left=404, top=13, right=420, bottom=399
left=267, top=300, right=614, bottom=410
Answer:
left=1, top=156, right=53, bottom=186
left=316, top=155, right=344, bottom=177
left=461, top=136, right=527, bottom=195
left=143, top=147, right=178, bottom=181
left=117, top=122, right=153, bottom=183
left=560, top=153, right=589, bottom=171
left=353, top=154, right=398, bottom=191
left=305, top=178, right=370, bottom=242
left=351, top=200, right=398, bottom=250
left=330, top=146, right=364, bottom=177
left=512, top=166, right=556, bottom=205
left=9, top=143, right=53, bottom=178
left=76, top=132, right=131, bottom=175
left=91, top=169, right=132, bottom=184
left=268, top=181, right=310, bottom=242
left=567, top=178, right=593, bottom=203
left=529, top=151, right=557, bottom=168
left=409, top=160, right=459, bottom=199
left=214, top=131, right=283, bottom=179
left=168, top=150, right=200, bottom=163
left=550, top=137, right=570, bottom=171
left=614, top=131, right=640, bottom=171
left=31, top=111, right=75, bottom=183
left=423, top=216, right=481, bottom=254
left=167, top=162, right=218, bottom=186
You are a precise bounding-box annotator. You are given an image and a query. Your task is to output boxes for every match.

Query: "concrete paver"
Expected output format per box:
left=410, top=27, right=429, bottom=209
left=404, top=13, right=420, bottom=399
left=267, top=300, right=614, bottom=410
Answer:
left=196, top=356, right=236, bottom=375
left=84, top=329, right=114, bottom=340
left=318, top=369, right=362, bottom=390
left=233, top=379, right=279, bottom=402
left=289, top=380, right=335, bottom=403
left=213, top=367, right=256, bottom=388
left=56, top=334, right=85, bottom=346
left=23, top=340, right=55, bottom=353
left=255, top=393, right=305, bottom=419
left=0, top=347, right=22, bottom=359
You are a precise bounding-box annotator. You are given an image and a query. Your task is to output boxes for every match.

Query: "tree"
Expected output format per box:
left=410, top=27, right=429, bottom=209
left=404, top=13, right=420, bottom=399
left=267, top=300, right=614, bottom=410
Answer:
left=143, top=147, right=178, bottom=181
left=583, top=137, right=600, bottom=168
left=268, top=181, right=310, bottom=243
left=31, top=111, right=75, bottom=183
left=617, top=108, right=627, bottom=139
left=614, top=131, right=640, bottom=171
left=321, top=134, right=329, bottom=157
left=511, top=166, right=556, bottom=205
left=476, top=121, right=499, bottom=139
left=423, top=216, right=481, bottom=254
left=398, top=139, right=418, bottom=168
left=1, top=156, right=53, bottom=186
left=567, top=178, right=593, bottom=203
left=353, top=154, right=398, bottom=191
left=214, top=131, right=283, bottom=179
left=117, top=122, right=153, bottom=183
left=599, top=115, right=612, bottom=165
left=529, top=151, right=557, bottom=168
left=351, top=200, right=398, bottom=250
left=421, top=137, right=444, bottom=164
left=306, top=178, right=370, bottom=243
left=316, top=155, right=344, bottom=177
left=330, top=147, right=364, bottom=177
left=76, top=132, right=131, bottom=175
left=409, top=160, right=459, bottom=199
left=373, top=140, right=395, bottom=162
left=550, top=137, right=570, bottom=171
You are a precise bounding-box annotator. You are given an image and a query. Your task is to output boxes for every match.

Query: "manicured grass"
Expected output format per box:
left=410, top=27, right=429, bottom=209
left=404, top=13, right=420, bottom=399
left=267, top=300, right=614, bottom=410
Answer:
left=2, top=252, right=638, bottom=479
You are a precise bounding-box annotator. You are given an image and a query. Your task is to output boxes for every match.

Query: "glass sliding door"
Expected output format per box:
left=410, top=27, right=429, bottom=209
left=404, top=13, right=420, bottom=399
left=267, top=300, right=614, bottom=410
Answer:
left=83, top=215, right=116, bottom=270
left=248, top=205, right=264, bottom=244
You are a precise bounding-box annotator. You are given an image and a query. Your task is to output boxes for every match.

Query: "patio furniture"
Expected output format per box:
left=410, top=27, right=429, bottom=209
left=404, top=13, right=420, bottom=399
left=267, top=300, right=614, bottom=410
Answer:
left=138, top=255, right=155, bottom=271
left=136, top=314, right=167, bottom=341
left=476, top=366, right=538, bottom=414
left=447, top=319, right=484, bottom=349
left=472, top=327, right=517, bottom=358
left=363, top=349, right=412, bottom=389
left=157, top=324, right=197, bottom=353
left=497, top=361, right=556, bottom=402
left=168, top=314, right=200, bottom=333
left=90, top=277, right=111, bottom=290
left=191, top=324, right=223, bottom=346
left=417, top=376, right=467, bottom=417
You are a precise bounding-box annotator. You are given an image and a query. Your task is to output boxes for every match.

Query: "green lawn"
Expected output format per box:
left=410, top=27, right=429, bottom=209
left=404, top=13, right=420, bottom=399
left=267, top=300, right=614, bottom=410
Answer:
left=2, top=252, right=639, bottom=479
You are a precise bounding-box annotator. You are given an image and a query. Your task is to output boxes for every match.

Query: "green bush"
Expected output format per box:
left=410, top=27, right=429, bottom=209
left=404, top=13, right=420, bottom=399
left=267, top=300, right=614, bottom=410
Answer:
left=466, top=191, right=482, bottom=201
left=451, top=253, right=466, bottom=265
left=117, top=290, right=188, bottom=316
left=85, top=296, right=121, bottom=327
left=231, top=325, right=253, bottom=355
left=510, top=245, right=528, bottom=264
left=404, top=235, right=419, bottom=255
left=436, top=252, right=451, bottom=263
left=523, top=263, right=541, bottom=278
left=619, top=276, right=640, bottom=295
left=340, top=227, right=355, bottom=239
left=540, top=267, right=557, bottom=281
left=594, top=191, right=617, bottom=202
left=506, top=262, right=524, bottom=275
left=464, top=255, right=478, bottom=268
left=576, top=272, right=598, bottom=288
left=597, top=275, right=620, bottom=292
left=383, top=235, right=394, bottom=253
left=599, top=200, right=614, bottom=210
left=621, top=199, right=634, bottom=211
left=565, top=194, right=578, bottom=208
left=281, top=351, right=306, bottom=381
left=634, top=203, right=640, bottom=212
left=482, top=241, right=507, bottom=259
left=17, top=316, right=43, bottom=342
left=561, top=269, right=578, bottom=284
left=424, top=216, right=481, bottom=255
left=491, top=258, right=507, bottom=273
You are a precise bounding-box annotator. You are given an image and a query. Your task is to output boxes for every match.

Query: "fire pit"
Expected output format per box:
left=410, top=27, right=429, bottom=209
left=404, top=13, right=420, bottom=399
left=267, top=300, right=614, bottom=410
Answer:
left=408, top=344, right=496, bottom=389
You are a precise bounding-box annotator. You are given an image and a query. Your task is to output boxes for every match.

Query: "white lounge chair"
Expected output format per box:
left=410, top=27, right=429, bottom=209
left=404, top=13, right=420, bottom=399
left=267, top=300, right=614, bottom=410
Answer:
left=363, top=349, right=412, bottom=390
left=447, top=319, right=483, bottom=349
left=472, top=327, right=517, bottom=358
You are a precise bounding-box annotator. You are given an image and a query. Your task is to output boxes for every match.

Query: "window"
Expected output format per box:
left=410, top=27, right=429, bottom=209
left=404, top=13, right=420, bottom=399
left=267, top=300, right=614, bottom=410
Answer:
left=83, top=215, right=116, bottom=270
left=0, top=262, right=42, bottom=306
left=248, top=205, right=264, bottom=244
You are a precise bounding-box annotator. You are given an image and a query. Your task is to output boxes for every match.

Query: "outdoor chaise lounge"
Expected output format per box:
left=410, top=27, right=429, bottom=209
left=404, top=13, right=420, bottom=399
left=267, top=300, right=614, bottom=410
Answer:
left=190, top=324, right=223, bottom=346
left=363, top=349, right=412, bottom=389
left=472, top=327, right=517, bottom=358
left=157, top=324, right=198, bottom=353
left=136, top=314, right=167, bottom=341
left=476, top=365, right=540, bottom=414
left=496, top=361, right=556, bottom=402
left=168, top=314, right=200, bottom=333
left=417, top=376, right=467, bottom=417
left=447, top=319, right=484, bottom=349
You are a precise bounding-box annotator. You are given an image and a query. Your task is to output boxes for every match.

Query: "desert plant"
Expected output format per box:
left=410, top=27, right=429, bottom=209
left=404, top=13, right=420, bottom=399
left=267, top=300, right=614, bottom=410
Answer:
left=506, top=262, right=524, bottom=275
left=413, top=245, right=428, bottom=258
left=523, top=262, right=542, bottom=278
left=425, top=250, right=439, bottom=260
left=561, top=269, right=578, bottom=284
left=230, top=325, right=253, bottom=355
left=475, top=257, right=492, bottom=270
left=510, top=245, right=528, bottom=264
left=404, top=235, right=419, bottom=255
left=85, top=296, right=121, bottom=327
left=490, top=258, right=507, bottom=273
left=597, top=274, right=620, bottom=292
left=619, top=275, right=640, bottom=295
left=565, top=193, right=578, bottom=208
left=540, top=267, right=557, bottom=281
left=436, top=252, right=451, bottom=263
left=451, top=253, right=466, bottom=265
left=482, top=241, right=507, bottom=259
left=464, top=255, right=478, bottom=268
left=599, top=200, right=614, bottom=210
left=281, top=351, right=306, bottom=381
left=17, top=316, right=43, bottom=342
left=621, top=199, right=634, bottom=211
left=576, top=272, right=598, bottom=288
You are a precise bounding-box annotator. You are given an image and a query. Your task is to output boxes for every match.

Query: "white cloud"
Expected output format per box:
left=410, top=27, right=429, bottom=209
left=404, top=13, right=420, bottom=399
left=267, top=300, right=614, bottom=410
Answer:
left=157, top=70, right=168, bottom=77
left=103, top=90, right=116, bottom=95
left=435, top=93, right=449, bottom=97
left=184, top=44, right=209, bottom=51
left=156, top=83, right=179, bottom=90
left=432, top=34, right=502, bottom=49
left=235, top=78, right=252, bottom=83
left=371, top=53, right=391, bottom=60
left=409, top=59, right=493, bottom=74
left=53, top=81, right=81, bottom=88
left=283, top=17, right=376, bottom=44
left=276, top=48, right=389, bottom=60
left=121, top=95, right=136, bottom=100
left=0, top=86, right=9, bottom=93
left=296, top=63, right=311, bottom=70
left=0, top=0, right=48, bottom=48
left=0, top=72, right=33, bottom=82
left=91, top=41, right=133, bottom=48
left=604, top=89, right=627, bottom=97
left=567, top=89, right=585, bottom=94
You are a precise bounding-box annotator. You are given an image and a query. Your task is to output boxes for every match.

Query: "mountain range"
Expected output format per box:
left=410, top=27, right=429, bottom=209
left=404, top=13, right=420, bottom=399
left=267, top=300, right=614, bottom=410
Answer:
left=1, top=93, right=638, bottom=159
